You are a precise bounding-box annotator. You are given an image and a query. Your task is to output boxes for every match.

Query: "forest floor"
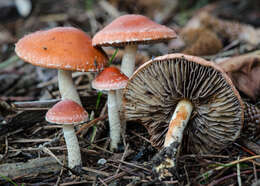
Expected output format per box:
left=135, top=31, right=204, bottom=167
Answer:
left=0, top=0, right=260, bottom=185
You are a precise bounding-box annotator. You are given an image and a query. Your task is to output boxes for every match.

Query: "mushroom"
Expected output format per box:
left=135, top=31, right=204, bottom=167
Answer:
left=45, top=99, right=88, bottom=169
left=92, top=66, right=128, bottom=151
left=123, top=53, right=244, bottom=179
left=93, top=14, right=177, bottom=125
left=15, top=27, right=108, bottom=106
left=92, top=14, right=177, bottom=78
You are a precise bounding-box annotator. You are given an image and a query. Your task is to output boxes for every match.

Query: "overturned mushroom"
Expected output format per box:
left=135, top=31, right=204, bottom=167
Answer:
left=123, top=53, right=244, bottom=180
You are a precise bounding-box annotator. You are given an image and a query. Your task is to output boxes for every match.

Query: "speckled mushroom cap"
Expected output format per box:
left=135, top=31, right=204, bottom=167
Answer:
left=92, top=14, right=177, bottom=47
left=123, top=53, right=244, bottom=154
left=15, top=27, right=108, bottom=72
left=92, top=66, right=128, bottom=91
left=46, top=99, right=88, bottom=125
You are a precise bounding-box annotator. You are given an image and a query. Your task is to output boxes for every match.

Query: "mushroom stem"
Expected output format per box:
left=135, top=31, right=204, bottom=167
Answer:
left=154, top=99, right=193, bottom=180
left=164, top=99, right=193, bottom=147
left=107, top=90, right=121, bottom=151
left=58, top=70, right=82, bottom=106
left=62, top=124, right=82, bottom=169
left=121, top=45, right=137, bottom=77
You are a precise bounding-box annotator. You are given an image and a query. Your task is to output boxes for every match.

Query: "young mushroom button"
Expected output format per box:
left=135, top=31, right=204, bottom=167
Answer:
left=92, top=66, right=128, bottom=151
left=15, top=27, right=108, bottom=106
left=45, top=99, right=88, bottom=170
left=123, top=53, right=244, bottom=180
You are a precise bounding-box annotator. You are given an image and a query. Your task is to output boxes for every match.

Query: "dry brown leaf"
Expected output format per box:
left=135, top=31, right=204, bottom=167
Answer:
left=217, top=51, right=260, bottom=100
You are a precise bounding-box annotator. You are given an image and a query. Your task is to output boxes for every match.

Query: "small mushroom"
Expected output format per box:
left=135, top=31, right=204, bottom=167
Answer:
left=92, top=66, right=128, bottom=151
left=45, top=99, right=88, bottom=169
left=15, top=27, right=108, bottom=106
left=123, top=53, right=244, bottom=180
left=93, top=14, right=177, bottom=125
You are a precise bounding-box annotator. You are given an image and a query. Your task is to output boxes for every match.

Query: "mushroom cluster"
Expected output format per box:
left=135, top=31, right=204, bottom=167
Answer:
left=14, top=13, right=256, bottom=182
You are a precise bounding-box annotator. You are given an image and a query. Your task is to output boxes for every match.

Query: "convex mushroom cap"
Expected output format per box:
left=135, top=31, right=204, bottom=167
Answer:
left=92, top=14, right=177, bottom=47
left=15, top=27, right=108, bottom=72
left=123, top=53, right=244, bottom=154
left=92, top=66, right=128, bottom=91
left=46, top=99, right=88, bottom=124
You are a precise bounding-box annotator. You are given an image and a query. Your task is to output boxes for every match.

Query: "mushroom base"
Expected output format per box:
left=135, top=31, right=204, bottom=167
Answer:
left=152, top=142, right=180, bottom=181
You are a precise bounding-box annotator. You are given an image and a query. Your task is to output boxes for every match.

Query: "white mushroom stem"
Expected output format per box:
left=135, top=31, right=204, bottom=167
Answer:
left=58, top=70, right=82, bottom=106
left=107, top=90, right=121, bottom=151
left=164, top=99, right=193, bottom=147
left=121, top=45, right=138, bottom=78
left=62, top=124, right=82, bottom=169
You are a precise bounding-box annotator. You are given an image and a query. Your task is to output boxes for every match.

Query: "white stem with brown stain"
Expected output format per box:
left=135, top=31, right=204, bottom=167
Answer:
left=155, top=99, right=193, bottom=179
left=164, top=99, right=193, bottom=147
left=58, top=70, right=82, bottom=106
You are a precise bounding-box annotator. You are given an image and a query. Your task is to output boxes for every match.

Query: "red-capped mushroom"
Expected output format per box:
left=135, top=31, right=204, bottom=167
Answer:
left=46, top=99, right=88, bottom=169
left=92, top=14, right=177, bottom=77
left=15, top=27, right=108, bottom=106
left=92, top=66, right=128, bottom=150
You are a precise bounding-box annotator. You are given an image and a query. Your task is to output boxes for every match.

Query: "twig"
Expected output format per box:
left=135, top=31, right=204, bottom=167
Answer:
left=55, top=166, right=64, bottom=186
left=130, top=131, right=151, bottom=144
left=116, top=144, right=129, bottom=174
left=237, top=156, right=242, bottom=186
left=82, top=167, right=110, bottom=177
left=209, top=169, right=260, bottom=186
left=98, top=177, right=108, bottom=186
left=112, top=160, right=152, bottom=173
left=0, top=156, right=63, bottom=179
left=76, top=115, right=107, bottom=135
left=197, top=155, right=260, bottom=181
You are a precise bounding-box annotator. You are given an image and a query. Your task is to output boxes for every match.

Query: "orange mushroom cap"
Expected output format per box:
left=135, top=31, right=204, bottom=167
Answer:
left=92, top=14, right=177, bottom=47
left=92, top=66, right=128, bottom=90
left=46, top=99, right=88, bottom=125
left=15, top=27, right=108, bottom=72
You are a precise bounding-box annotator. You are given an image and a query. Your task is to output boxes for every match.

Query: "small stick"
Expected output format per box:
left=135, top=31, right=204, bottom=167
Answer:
left=197, top=155, right=260, bottom=181
left=98, top=177, right=108, bottom=186
left=237, top=156, right=242, bottom=186
left=116, top=144, right=129, bottom=174
left=76, top=115, right=107, bottom=135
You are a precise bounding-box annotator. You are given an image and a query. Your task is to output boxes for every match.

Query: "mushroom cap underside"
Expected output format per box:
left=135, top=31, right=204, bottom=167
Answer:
left=15, top=27, right=108, bottom=72
left=123, top=53, right=244, bottom=154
